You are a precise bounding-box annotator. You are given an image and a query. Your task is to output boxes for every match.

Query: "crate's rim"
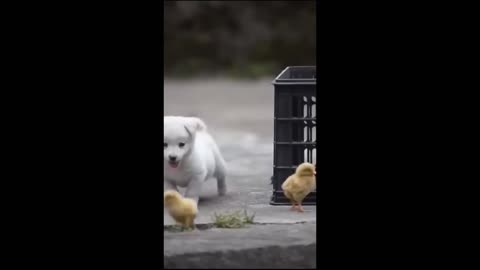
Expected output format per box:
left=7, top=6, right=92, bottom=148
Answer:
left=270, top=193, right=317, bottom=206
left=272, top=66, right=317, bottom=85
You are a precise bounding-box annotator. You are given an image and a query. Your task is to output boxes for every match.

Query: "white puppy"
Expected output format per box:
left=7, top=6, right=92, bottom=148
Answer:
left=163, top=116, right=227, bottom=204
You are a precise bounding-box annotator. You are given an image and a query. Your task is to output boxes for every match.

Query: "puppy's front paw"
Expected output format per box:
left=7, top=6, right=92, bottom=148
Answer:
left=218, top=187, right=227, bottom=196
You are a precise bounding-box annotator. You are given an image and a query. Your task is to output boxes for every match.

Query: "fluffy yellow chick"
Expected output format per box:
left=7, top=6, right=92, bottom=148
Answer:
left=281, top=162, right=316, bottom=212
left=164, top=190, right=198, bottom=229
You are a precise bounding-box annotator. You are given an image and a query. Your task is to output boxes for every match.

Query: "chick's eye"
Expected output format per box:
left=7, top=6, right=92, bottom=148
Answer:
left=164, top=143, right=168, bottom=148
left=179, top=142, right=185, bottom=148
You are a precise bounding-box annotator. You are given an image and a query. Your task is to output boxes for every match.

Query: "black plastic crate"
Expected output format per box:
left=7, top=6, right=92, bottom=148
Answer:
left=270, top=66, right=316, bottom=205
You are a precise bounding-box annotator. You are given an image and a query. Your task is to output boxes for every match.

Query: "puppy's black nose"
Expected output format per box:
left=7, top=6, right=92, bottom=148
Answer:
left=169, top=156, right=177, bottom=162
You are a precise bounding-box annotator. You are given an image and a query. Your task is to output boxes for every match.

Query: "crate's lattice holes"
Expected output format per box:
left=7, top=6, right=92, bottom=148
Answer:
left=302, top=147, right=316, bottom=164
left=312, top=121, right=316, bottom=142
left=303, top=96, right=309, bottom=117
left=304, top=148, right=314, bottom=164
left=311, top=96, right=316, bottom=117
left=302, top=96, right=316, bottom=118
left=302, top=121, right=316, bottom=142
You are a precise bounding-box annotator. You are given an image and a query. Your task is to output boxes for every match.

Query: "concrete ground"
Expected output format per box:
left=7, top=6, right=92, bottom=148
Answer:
left=164, top=78, right=317, bottom=268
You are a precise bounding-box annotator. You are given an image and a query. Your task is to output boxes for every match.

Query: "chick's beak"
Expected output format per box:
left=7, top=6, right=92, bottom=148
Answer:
left=314, top=171, right=317, bottom=175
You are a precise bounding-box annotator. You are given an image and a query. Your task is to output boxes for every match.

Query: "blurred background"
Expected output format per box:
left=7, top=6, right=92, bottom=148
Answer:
left=164, top=0, right=316, bottom=79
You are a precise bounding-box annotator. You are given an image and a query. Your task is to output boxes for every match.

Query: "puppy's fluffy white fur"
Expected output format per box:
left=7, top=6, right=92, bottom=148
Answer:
left=163, top=116, right=227, bottom=204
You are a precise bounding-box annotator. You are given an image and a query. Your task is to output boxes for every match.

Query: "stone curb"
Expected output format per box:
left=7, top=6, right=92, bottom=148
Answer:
left=164, top=223, right=316, bottom=269
left=164, top=243, right=316, bottom=269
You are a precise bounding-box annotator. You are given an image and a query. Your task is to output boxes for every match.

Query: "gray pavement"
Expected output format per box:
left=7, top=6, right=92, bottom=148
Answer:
left=163, top=78, right=317, bottom=268
left=164, top=78, right=316, bottom=225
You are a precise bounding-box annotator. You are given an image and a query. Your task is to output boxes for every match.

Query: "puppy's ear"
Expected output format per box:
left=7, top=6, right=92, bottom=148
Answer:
left=184, top=117, right=207, bottom=134
left=184, top=125, right=193, bottom=137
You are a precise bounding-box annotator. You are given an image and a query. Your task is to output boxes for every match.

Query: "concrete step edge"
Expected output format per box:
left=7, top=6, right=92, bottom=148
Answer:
left=164, top=242, right=317, bottom=269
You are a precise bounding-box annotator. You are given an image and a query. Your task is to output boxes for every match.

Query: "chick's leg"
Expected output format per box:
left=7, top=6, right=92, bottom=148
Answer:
left=289, top=200, right=298, bottom=211
left=173, top=216, right=185, bottom=230
left=184, top=215, right=195, bottom=230
left=284, top=191, right=296, bottom=210
left=292, top=194, right=306, bottom=212
left=296, top=202, right=305, bottom=213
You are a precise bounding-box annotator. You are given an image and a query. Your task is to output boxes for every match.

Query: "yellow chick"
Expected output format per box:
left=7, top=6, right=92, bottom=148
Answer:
left=164, top=190, right=198, bottom=229
left=281, top=162, right=316, bottom=212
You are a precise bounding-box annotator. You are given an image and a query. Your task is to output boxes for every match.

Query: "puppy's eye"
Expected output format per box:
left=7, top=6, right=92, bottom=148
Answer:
left=164, top=143, right=168, bottom=148
left=179, top=142, right=185, bottom=148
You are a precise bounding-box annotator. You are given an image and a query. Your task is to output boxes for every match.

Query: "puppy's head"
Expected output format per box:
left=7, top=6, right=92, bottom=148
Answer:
left=295, top=162, right=316, bottom=177
left=164, top=190, right=182, bottom=208
left=164, top=116, right=206, bottom=169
